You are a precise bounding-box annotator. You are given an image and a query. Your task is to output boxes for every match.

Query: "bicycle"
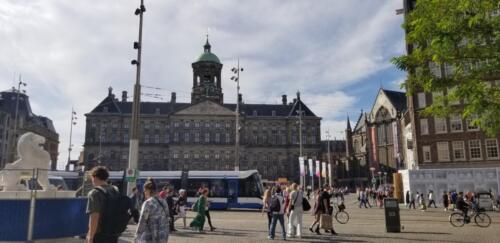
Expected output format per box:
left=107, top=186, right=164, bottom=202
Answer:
left=449, top=208, right=491, bottom=228
left=331, top=202, right=350, bottom=224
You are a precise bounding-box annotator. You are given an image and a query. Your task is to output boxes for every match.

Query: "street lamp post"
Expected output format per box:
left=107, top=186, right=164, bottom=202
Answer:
left=383, top=172, right=387, bottom=189
left=326, top=130, right=332, bottom=187
left=11, top=77, right=27, bottom=161
left=230, top=60, right=243, bottom=171
left=127, top=0, right=146, bottom=195
left=65, top=108, right=77, bottom=171
left=296, top=98, right=305, bottom=189
left=377, top=171, right=382, bottom=189
left=369, top=167, right=376, bottom=189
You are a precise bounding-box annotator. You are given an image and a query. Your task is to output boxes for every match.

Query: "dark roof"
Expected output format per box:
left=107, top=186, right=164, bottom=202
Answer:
left=321, top=140, right=346, bottom=153
left=353, top=111, right=367, bottom=132
left=89, top=93, right=318, bottom=118
left=0, top=90, right=57, bottom=134
left=383, top=89, right=407, bottom=112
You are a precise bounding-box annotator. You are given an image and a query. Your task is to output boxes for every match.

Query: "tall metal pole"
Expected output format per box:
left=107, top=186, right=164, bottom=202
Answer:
left=298, top=102, right=304, bottom=188
left=127, top=0, right=145, bottom=195
left=326, top=130, right=332, bottom=187
left=11, top=76, right=26, bottom=162
left=66, top=108, right=76, bottom=171
left=231, top=60, right=243, bottom=171
left=235, top=59, right=240, bottom=171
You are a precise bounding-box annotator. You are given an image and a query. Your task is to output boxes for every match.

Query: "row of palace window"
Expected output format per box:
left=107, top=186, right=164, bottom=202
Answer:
left=90, top=130, right=317, bottom=145
left=422, top=139, right=499, bottom=162
left=419, top=115, right=479, bottom=135
left=92, top=120, right=318, bottom=134
left=91, top=120, right=234, bottom=130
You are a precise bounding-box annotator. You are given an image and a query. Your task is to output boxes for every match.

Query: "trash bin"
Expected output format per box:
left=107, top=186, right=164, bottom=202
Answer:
left=384, top=198, right=401, bottom=233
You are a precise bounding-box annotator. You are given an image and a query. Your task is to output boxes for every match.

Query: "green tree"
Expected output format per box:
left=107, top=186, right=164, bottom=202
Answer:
left=392, top=0, right=500, bottom=136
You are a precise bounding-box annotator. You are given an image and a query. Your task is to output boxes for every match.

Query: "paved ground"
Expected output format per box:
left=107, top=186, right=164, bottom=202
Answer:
left=37, top=196, right=500, bottom=243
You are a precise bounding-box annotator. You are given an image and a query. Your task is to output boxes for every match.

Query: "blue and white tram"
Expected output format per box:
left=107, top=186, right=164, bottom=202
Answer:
left=52, top=170, right=264, bottom=210
left=132, top=170, right=264, bottom=210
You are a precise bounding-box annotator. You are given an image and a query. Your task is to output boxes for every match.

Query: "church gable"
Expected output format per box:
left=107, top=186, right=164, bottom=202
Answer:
left=369, top=89, right=399, bottom=121
left=174, top=100, right=234, bottom=116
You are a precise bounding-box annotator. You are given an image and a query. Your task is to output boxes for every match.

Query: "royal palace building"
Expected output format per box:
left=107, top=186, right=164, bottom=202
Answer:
left=83, top=39, right=322, bottom=181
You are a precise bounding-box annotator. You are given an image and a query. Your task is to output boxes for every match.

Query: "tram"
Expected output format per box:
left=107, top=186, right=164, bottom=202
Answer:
left=50, top=170, right=264, bottom=210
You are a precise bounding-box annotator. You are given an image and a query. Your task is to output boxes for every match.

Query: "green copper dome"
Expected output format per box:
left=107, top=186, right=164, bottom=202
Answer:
left=196, top=52, right=221, bottom=63
left=195, top=38, right=221, bottom=64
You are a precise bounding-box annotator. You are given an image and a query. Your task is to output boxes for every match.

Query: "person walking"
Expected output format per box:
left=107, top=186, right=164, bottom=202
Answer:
left=135, top=178, right=170, bottom=243
left=165, top=188, right=177, bottom=232
left=174, top=189, right=187, bottom=228
left=262, top=187, right=273, bottom=230
left=309, top=185, right=337, bottom=235
left=359, top=189, right=369, bottom=208
left=442, top=191, right=449, bottom=211
left=268, top=186, right=286, bottom=240
left=406, top=191, right=410, bottom=207
left=451, top=191, right=458, bottom=210
left=420, top=193, right=427, bottom=211
left=86, top=166, right=124, bottom=243
left=428, top=190, right=437, bottom=208
left=287, top=183, right=303, bottom=238
left=408, top=191, right=416, bottom=209
left=190, top=188, right=208, bottom=232
left=129, top=187, right=142, bottom=223
left=204, top=189, right=216, bottom=232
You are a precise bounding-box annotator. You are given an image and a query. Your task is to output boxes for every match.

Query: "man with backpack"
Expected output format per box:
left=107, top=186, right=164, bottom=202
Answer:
left=268, top=186, right=286, bottom=240
left=86, top=166, right=131, bottom=243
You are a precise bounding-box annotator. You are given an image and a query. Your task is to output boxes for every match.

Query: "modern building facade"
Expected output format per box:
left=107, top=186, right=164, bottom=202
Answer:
left=83, top=39, right=322, bottom=182
left=0, top=89, right=59, bottom=169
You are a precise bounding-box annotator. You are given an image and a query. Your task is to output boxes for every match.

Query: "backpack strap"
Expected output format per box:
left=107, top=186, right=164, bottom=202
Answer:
left=95, top=186, right=108, bottom=199
left=154, top=196, right=169, bottom=217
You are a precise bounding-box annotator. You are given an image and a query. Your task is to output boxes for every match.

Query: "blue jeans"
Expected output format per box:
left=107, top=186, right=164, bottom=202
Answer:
left=269, top=214, right=286, bottom=239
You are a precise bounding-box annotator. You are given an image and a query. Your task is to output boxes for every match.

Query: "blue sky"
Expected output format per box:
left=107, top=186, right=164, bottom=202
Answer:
left=0, top=0, right=406, bottom=169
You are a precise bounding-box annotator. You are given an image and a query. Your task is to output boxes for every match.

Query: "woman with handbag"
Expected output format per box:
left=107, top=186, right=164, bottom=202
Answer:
left=286, top=183, right=303, bottom=238
left=309, top=184, right=337, bottom=235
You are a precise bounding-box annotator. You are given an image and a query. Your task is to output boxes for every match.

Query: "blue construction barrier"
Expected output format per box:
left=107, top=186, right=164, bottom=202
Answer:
left=33, top=198, right=88, bottom=239
left=0, top=199, right=30, bottom=241
left=0, top=198, right=88, bottom=241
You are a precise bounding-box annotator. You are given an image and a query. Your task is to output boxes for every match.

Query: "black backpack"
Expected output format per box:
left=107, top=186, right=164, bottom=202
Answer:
left=95, top=186, right=132, bottom=236
left=270, top=196, right=281, bottom=212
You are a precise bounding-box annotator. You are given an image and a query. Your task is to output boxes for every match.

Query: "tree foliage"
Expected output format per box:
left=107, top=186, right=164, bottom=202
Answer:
left=392, top=0, right=500, bottom=136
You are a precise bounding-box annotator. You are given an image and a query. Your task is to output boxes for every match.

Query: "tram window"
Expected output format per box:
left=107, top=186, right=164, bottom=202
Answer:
left=156, top=179, right=181, bottom=192
left=210, top=179, right=227, bottom=197
left=187, top=179, right=209, bottom=197
left=238, top=176, right=260, bottom=197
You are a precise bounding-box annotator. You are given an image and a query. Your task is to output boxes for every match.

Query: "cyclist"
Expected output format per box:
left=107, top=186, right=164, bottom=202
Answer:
left=456, top=192, right=470, bottom=222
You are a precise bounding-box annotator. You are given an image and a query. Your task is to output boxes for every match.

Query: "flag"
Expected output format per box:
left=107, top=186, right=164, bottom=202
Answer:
left=315, top=160, right=320, bottom=177
left=299, top=157, right=305, bottom=176
left=308, top=159, right=313, bottom=176
left=322, top=162, right=327, bottom=178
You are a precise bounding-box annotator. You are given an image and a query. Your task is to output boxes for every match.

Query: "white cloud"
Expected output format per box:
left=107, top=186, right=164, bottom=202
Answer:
left=0, top=0, right=405, bottom=169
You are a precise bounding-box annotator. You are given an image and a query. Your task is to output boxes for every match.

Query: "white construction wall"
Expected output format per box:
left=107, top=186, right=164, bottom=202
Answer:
left=399, top=168, right=500, bottom=197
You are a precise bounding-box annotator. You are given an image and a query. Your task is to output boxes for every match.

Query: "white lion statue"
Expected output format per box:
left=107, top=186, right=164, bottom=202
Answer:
left=0, top=132, right=54, bottom=191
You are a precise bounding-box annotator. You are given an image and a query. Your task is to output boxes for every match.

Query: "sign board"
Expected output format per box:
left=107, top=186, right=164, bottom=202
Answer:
left=372, top=178, right=377, bottom=184
left=126, top=168, right=138, bottom=182
left=277, top=178, right=288, bottom=183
